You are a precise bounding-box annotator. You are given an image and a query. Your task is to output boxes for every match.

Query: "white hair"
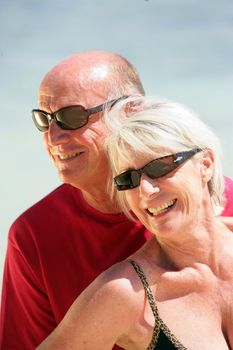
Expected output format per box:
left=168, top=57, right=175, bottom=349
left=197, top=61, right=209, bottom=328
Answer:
left=104, top=96, right=225, bottom=219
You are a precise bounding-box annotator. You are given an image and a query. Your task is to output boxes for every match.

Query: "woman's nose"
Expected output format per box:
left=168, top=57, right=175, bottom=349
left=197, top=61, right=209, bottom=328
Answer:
left=139, top=174, right=160, bottom=196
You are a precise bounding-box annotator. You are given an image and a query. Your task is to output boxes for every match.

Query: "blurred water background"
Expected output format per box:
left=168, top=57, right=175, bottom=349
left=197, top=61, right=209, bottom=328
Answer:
left=1, top=0, right=233, bottom=290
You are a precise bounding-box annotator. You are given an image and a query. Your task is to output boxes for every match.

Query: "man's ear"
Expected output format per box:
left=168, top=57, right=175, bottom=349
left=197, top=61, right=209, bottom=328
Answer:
left=124, top=97, right=144, bottom=115
left=200, top=149, right=215, bottom=184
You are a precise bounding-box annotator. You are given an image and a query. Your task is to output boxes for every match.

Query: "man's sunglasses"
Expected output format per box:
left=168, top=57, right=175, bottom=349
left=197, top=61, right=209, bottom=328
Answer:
left=32, top=96, right=127, bottom=132
left=114, top=148, right=202, bottom=191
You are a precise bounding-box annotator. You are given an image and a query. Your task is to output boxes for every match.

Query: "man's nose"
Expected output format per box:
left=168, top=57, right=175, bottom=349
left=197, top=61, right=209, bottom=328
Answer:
left=47, top=120, right=71, bottom=145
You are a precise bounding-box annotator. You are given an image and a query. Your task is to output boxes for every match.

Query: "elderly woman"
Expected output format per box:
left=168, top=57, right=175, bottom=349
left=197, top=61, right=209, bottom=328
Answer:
left=37, top=97, right=233, bottom=349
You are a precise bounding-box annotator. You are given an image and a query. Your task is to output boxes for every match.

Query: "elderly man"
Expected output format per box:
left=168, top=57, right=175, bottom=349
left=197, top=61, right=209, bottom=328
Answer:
left=1, top=50, right=233, bottom=349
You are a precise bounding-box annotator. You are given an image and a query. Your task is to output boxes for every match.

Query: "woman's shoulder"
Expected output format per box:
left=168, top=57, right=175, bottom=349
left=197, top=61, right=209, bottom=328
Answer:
left=83, top=242, right=159, bottom=324
left=105, top=239, right=162, bottom=292
left=79, top=260, right=145, bottom=337
left=96, top=259, right=143, bottom=300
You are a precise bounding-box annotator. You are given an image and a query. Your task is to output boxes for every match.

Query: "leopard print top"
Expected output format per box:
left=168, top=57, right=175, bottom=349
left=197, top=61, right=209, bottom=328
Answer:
left=128, top=259, right=187, bottom=350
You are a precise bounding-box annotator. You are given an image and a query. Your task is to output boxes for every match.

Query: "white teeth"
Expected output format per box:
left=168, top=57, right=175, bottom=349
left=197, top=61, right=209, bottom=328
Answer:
left=148, top=199, right=176, bottom=216
left=59, top=153, right=80, bottom=160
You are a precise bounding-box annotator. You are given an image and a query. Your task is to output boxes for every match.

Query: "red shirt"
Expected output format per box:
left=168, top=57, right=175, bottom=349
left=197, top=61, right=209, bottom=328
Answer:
left=0, top=184, right=151, bottom=349
left=221, top=176, right=233, bottom=216
left=0, top=178, right=232, bottom=349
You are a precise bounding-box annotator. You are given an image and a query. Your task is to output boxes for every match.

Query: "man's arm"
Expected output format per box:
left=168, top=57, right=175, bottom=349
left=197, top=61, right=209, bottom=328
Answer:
left=0, top=219, right=56, bottom=349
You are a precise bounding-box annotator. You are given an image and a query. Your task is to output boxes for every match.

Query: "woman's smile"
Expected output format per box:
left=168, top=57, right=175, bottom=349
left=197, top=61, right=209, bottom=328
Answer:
left=147, top=198, right=177, bottom=217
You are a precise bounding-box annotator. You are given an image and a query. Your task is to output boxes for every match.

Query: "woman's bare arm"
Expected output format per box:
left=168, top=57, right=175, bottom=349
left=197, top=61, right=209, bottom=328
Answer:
left=36, top=263, right=136, bottom=350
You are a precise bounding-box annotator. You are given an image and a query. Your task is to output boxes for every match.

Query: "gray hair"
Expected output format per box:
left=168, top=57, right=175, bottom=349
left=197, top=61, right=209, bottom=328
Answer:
left=107, top=56, right=145, bottom=98
left=104, top=96, right=225, bottom=218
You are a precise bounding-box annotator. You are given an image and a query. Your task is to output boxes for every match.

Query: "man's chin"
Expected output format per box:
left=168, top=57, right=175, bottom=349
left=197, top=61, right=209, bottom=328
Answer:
left=58, top=173, right=83, bottom=188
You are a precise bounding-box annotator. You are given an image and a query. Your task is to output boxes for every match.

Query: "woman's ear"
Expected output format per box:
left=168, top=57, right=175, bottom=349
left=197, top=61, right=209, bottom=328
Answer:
left=200, top=149, right=215, bottom=184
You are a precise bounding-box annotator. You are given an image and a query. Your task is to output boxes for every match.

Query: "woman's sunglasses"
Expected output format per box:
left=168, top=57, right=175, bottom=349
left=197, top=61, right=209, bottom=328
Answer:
left=114, top=148, right=202, bottom=191
left=32, top=96, right=127, bottom=132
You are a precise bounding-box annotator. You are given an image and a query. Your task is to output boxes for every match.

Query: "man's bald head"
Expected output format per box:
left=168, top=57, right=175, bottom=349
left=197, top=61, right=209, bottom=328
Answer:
left=39, top=50, right=145, bottom=107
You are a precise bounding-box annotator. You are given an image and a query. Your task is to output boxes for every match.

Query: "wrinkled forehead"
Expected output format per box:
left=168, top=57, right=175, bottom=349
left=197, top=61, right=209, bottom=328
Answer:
left=38, top=71, right=81, bottom=110
left=38, top=88, right=81, bottom=111
left=38, top=76, right=110, bottom=112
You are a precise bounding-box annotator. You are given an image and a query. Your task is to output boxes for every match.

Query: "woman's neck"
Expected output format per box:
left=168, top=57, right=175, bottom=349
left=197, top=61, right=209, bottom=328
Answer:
left=157, top=217, right=230, bottom=272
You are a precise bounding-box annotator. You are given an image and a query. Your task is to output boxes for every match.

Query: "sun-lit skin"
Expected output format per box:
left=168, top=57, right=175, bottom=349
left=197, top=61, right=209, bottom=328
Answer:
left=38, top=51, right=124, bottom=214
left=119, top=149, right=221, bottom=264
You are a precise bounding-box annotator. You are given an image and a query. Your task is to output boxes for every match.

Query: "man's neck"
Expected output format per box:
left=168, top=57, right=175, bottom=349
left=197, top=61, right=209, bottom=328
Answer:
left=82, top=190, right=122, bottom=214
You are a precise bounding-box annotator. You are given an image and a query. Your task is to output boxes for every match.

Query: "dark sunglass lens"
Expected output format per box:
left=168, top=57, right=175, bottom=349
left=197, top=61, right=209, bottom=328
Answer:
left=145, top=156, right=177, bottom=178
left=115, top=170, right=140, bottom=191
left=32, top=111, right=49, bottom=132
left=131, top=171, right=141, bottom=188
left=56, top=107, right=89, bottom=130
left=115, top=172, right=131, bottom=190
